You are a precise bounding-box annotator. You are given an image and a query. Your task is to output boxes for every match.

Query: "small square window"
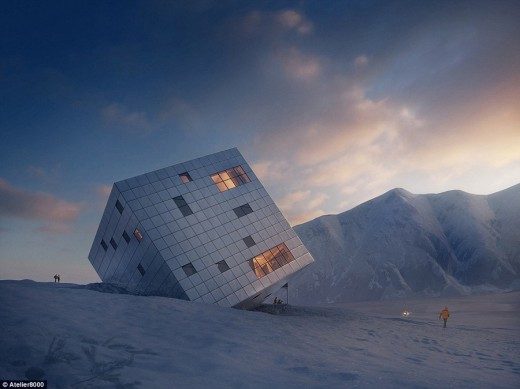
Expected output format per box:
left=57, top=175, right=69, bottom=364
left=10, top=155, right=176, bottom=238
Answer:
left=243, top=235, right=256, bottom=248
left=241, top=204, right=253, bottom=215
left=100, top=239, right=108, bottom=251
left=179, top=172, right=193, bottom=183
left=179, top=205, right=193, bottom=217
left=234, top=204, right=253, bottom=218
left=233, top=206, right=245, bottom=218
left=216, top=260, right=230, bottom=273
left=182, top=263, right=197, bottom=277
left=137, top=263, right=146, bottom=276
left=110, top=238, right=118, bottom=250
left=122, top=231, right=130, bottom=243
left=115, top=200, right=124, bottom=214
left=133, top=228, right=143, bottom=241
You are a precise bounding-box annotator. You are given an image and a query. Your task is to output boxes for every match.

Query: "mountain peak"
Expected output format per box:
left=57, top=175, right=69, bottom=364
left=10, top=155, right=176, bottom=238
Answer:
left=291, top=183, right=520, bottom=304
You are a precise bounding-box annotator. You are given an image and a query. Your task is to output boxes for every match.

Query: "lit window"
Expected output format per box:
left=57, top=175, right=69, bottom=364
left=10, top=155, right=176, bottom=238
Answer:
left=133, top=228, right=143, bottom=241
left=179, top=172, right=193, bottom=183
left=233, top=203, right=253, bottom=218
left=173, top=195, right=193, bottom=217
left=115, top=200, right=124, bottom=214
left=216, top=260, right=230, bottom=273
left=110, top=238, right=118, bottom=250
left=100, top=239, right=108, bottom=251
left=211, top=165, right=251, bottom=192
left=182, top=263, right=197, bottom=277
left=243, top=235, right=256, bottom=248
left=122, top=231, right=130, bottom=243
left=137, top=263, right=145, bottom=276
left=249, top=243, right=295, bottom=279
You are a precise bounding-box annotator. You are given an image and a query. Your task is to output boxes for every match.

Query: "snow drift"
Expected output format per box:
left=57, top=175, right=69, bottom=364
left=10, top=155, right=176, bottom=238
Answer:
left=0, top=280, right=518, bottom=388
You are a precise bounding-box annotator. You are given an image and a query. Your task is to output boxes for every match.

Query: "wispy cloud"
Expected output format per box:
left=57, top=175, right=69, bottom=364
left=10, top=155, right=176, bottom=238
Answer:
left=96, top=184, right=112, bottom=199
left=0, top=178, right=82, bottom=233
left=275, top=10, right=313, bottom=35
left=276, top=190, right=329, bottom=225
left=278, top=47, right=321, bottom=81
left=102, top=103, right=152, bottom=132
left=354, top=55, right=369, bottom=68
left=27, top=164, right=62, bottom=183
left=235, top=8, right=313, bottom=37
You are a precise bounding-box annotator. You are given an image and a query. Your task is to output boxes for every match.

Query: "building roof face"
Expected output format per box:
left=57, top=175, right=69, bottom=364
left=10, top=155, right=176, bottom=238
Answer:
left=88, top=148, right=314, bottom=308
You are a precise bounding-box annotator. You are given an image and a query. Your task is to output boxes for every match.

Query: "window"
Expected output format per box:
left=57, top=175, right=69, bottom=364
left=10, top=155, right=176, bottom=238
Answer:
left=115, top=200, right=124, bottom=214
left=182, top=263, right=197, bottom=277
left=210, top=165, right=251, bottom=192
left=137, top=263, right=146, bottom=276
left=179, top=172, right=193, bottom=183
left=173, top=196, right=193, bottom=217
left=110, top=238, right=118, bottom=250
left=100, top=239, right=108, bottom=251
left=243, top=235, right=256, bottom=248
left=248, top=243, right=295, bottom=279
left=133, top=228, right=143, bottom=241
left=233, top=203, right=253, bottom=218
left=216, top=260, right=230, bottom=273
left=122, top=231, right=130, bottom=243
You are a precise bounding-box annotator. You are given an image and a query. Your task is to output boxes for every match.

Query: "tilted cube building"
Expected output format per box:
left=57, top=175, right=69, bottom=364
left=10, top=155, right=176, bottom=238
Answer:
left=88, top=148, right=314, bottom=308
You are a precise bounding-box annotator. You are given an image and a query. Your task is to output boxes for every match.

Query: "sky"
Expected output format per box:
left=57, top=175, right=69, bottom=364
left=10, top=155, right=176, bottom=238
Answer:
left=1, top=0, right=519, bottom=283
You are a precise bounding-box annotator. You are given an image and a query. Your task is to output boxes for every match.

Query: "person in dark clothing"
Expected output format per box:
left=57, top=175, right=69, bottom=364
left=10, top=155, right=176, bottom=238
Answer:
left=53, top=274, right=58, bottom=283
left=57, top=274, right=61, bottom=283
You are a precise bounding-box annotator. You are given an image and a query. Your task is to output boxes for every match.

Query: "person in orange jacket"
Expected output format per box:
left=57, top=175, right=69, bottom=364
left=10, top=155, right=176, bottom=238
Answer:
left=439, top=306, right=450, bottom=328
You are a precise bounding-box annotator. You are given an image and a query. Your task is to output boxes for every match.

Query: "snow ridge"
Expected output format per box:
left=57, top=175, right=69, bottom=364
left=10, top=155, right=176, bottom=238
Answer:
left=291, top=184, right=520, bottom=304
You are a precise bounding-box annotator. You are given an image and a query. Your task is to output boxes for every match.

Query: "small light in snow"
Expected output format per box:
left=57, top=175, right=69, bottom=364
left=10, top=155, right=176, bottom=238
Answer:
left=402, top=310, right=411, bottom=317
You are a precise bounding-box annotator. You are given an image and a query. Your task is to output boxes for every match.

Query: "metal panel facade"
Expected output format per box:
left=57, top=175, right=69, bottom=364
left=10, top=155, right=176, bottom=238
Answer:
left=87, top=148, right=314, bottom=308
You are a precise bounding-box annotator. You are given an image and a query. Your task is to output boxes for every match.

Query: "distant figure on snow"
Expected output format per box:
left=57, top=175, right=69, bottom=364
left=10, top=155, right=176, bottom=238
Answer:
left=57, top=274, right=61, bottom=283
left=53, top=274, right=58, bottom=283
left=439, top=306, right=450, bottom=328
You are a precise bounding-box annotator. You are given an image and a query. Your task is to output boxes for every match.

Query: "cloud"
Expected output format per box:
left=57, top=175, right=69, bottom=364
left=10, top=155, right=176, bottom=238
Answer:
left=102, top=103, right=152, bottom=132
left=27, top=164, right=62, bottom=183
left=96, top=184, right=112, bottom=199
left=0, top=178, right=82, bottom=225
left=35, top=224, right=73, bottom=234
left=250, top=160, right=287, bottom=183
left=275, top=10, right=313, bottom=35
left=278, top=47, right=321, bottom=81
left=307, top=192, right=329, bottom=209
left=354, top=55, right=369, bottom=67
left=236, top=9, right=313, bottom=37
left=277, top=190, right=311, bottom=211
left=248, top=61, right=519, bottom=223
left=275, top=190, right=329, bottom=225
left=159, top=97, right=200, bottom=130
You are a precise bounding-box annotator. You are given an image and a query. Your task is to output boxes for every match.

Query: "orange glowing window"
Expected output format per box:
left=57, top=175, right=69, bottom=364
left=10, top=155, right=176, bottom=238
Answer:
left=133, top=228, right=143, bottom=241
left=248, top=243, right=295, bottom=278
left=179, top=172, right=193, bottom=183
left=211, top=165, right=251, bottom=192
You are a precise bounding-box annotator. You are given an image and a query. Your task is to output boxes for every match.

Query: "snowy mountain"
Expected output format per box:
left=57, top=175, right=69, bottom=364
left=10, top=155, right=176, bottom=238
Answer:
left=1, top=280, right=519, bottom=388
left=291, top=184, right=520, bottom=304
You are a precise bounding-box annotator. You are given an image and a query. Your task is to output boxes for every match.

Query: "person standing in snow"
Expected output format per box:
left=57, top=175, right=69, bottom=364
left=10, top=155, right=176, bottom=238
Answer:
left=53, top=274, right=58, bottom=283
left=439, top=306, right=450, bottom=328
left=57, top=274, right=61, bottom=283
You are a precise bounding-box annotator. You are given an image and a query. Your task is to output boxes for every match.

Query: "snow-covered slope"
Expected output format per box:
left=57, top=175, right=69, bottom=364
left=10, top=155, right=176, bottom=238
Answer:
left=0, top=280, right=519, bottom=388
left=292, top=184, right=520, bottom=304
